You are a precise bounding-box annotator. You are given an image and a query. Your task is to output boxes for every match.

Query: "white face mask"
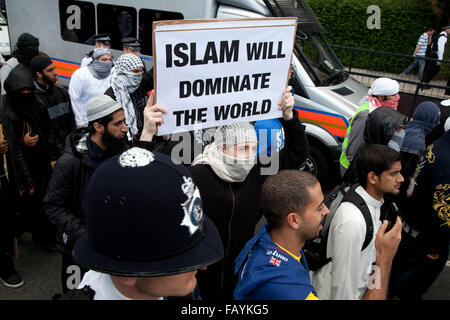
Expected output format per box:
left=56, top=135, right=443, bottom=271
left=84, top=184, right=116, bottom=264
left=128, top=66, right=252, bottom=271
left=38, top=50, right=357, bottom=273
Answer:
left=206, top=143, right=256, bottom=183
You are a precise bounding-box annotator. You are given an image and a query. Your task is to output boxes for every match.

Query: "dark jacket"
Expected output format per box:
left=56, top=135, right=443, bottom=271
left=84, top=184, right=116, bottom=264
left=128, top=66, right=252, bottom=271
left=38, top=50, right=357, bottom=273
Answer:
left=43, top=128, right=95, bottom=254
left=2, top=64, right=52, bottom=194
left=43, top=128, right=135, bottom=255
left=34, top=81, right=76, bottom=161
left=191, top=110, right=310, bottom=300
left=403, top=130, right=450, bottom=253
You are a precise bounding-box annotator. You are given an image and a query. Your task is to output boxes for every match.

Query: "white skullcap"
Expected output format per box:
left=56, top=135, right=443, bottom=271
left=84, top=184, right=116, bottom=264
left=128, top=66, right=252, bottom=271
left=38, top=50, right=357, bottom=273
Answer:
left=445, top=116, right=450, bottom=132
left=368, top=77, right=399, bottom=96
left=87, top=95, right=122, bottom=122
left=441, top=99, right=450, bottom=107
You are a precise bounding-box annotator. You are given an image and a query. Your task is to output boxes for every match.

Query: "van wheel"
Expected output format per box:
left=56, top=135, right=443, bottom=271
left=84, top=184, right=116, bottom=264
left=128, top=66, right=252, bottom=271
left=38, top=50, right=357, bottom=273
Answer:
left=301, top=145, right=330, bottom=185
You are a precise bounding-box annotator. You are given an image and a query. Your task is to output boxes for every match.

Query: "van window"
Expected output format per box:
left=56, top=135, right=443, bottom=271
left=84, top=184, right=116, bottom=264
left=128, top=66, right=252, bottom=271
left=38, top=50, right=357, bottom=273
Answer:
left=138, top=9, right=183, bottom=56
left=59, top=0, right=95, bottom=44
left=97, top=4, right=137, bottom=51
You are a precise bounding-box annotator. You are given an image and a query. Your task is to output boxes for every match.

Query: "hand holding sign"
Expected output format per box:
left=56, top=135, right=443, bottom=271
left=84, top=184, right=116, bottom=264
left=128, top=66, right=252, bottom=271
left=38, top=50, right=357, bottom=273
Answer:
left=278, top=85, right=294, bottom=121
left=140, top=91, right=168, bottom=142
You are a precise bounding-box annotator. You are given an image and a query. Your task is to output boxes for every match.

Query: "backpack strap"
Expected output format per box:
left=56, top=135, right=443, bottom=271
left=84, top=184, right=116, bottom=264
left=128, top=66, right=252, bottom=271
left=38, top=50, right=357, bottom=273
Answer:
left=341, top=187, right=374, bottom=251
left=52, top=285, right=96, bottom=300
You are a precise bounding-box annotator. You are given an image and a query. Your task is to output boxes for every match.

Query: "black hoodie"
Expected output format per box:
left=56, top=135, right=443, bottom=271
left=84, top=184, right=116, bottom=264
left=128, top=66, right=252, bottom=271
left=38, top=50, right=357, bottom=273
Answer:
left=2, top=64, right=52, bottom=193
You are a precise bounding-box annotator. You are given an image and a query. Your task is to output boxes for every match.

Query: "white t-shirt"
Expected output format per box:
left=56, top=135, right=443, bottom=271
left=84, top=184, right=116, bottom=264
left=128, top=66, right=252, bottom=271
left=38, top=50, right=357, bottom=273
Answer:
left=68, top=66, right=111, bottom=127
left=78, top=270, right=131, bottom=300
left=310, top=186, right=383, bottom=300
left=437, top=31, right=448, bottom=61
left=78, top=270, right=165, bottom=300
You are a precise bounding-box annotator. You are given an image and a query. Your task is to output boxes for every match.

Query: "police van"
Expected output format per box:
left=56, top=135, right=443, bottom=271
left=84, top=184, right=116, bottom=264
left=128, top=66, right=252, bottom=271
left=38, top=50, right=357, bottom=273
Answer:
left=5, top=0, right=368, bottom=184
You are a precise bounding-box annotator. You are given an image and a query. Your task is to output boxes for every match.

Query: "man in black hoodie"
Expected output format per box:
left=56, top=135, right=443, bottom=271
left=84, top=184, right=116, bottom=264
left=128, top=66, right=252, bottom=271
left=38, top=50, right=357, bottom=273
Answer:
left=0, top=32, right=40, bottom=95
left=1, top=63, right=55, bottom=247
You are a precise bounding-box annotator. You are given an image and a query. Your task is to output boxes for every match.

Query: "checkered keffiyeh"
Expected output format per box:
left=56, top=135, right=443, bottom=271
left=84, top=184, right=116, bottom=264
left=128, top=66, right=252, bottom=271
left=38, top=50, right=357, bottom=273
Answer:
left=111, top=54, right=144, bottom=139
left=115, top=53, right=144, bottom=72
left=213, top=122, right=257, bottom=147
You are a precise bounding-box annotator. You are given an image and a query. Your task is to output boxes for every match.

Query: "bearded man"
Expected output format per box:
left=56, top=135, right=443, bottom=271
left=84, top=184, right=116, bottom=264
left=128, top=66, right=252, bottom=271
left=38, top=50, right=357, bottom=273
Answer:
left=43, top=95, right=129, bottom=293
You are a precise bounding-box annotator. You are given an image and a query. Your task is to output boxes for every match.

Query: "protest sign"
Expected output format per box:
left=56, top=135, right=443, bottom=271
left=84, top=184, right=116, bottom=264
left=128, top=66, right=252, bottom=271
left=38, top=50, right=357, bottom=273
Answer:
left=153, top=18, right=297, bottom=135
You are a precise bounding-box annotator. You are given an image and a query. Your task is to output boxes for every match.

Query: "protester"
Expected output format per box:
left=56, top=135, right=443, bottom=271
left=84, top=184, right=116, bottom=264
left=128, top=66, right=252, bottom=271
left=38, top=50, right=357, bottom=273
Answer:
left=340, top=77, right=400, bottom=177
left=80, top=33, right=111, bottom=67
left=311, top=144, right=403, bottom=300
left=0, top=123, right=23, bottom=288
left=31, top=55, right=76, bottom=161
left=422, top=25, right=450, bottom=84
left=105, top=53, right=153, bottom=140
left=43, top=94, right=129, bottom=293
left=189, top=86, right=309, bottom=300
left=397, top=101, right=440, bottom=210
left=69, top=148, right=223, bottom=300
left=1, top=64, right=55, bottom=247
left=69, top=48, right=113, bottom=127
left=0, top=32, right=40, bottom=95
left=234, top=170, right=327, bottom=300
left=426, top=99, right=450, bottom=145
left=389, top=120, right=450, bottom=299
left=400, top=27, right=434, bottom=81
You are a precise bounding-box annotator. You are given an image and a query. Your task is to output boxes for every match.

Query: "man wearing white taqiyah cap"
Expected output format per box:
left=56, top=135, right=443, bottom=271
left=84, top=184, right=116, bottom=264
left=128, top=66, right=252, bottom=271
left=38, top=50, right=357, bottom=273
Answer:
left=339, top=77, right=401, bottom=177
left=43, top=94, right=129, bottom=293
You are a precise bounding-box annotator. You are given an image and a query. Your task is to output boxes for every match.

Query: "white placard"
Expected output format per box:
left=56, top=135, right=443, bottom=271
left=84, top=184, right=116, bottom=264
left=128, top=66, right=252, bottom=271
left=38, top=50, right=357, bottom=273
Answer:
left=153, top=18, right=297, bottom=135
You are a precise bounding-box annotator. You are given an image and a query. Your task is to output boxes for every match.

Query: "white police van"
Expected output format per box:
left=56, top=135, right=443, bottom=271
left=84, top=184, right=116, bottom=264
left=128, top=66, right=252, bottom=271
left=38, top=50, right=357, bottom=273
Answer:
left=5, top=0, right=368, bottom=184
left=0, top=11, right=10, bottom=58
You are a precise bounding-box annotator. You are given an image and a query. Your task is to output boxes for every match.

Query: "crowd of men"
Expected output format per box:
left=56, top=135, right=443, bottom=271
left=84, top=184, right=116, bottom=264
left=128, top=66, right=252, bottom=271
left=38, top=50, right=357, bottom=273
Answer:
left=0, top=31, right=449, bottom=301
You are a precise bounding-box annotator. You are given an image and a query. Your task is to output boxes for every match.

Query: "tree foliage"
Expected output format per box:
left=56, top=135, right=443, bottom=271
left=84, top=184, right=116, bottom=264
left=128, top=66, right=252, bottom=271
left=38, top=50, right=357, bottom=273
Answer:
left=306, top=0, right=445, bottom=78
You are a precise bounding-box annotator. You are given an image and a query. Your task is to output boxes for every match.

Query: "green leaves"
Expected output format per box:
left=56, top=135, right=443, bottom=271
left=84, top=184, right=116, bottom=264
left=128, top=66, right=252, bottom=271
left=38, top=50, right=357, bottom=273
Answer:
left=306, top=0, right=440, bottom=77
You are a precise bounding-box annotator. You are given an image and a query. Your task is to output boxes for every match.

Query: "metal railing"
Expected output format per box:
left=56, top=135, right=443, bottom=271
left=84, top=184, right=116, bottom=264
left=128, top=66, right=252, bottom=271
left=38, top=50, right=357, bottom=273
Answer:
left=330, top=44, right=450, bottom=119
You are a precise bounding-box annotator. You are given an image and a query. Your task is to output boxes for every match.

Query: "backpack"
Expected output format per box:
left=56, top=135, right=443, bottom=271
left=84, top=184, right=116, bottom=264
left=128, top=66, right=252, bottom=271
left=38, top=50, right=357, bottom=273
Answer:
left=427, top=32, right=447, bottom=59
left=303, top=183, right=374, bottom=271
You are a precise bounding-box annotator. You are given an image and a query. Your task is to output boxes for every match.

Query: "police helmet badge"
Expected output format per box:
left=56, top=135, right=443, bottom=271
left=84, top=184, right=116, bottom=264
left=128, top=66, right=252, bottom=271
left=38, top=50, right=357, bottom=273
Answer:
left=180, top=176, right=203, bottom=236
left=119, top=147, right=155, bottom=168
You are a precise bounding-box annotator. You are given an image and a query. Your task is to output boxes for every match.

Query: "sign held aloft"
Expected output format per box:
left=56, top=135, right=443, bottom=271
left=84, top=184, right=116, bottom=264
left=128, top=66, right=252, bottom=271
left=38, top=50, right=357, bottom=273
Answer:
left=153, top=18, right=297, bottom=135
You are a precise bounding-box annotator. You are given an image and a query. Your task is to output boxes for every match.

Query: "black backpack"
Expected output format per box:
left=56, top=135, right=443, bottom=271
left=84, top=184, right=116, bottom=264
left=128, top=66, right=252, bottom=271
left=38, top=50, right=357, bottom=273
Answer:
left=303, top=183, right=374, bottom=271
left=427, top=32, right=447, bottom=59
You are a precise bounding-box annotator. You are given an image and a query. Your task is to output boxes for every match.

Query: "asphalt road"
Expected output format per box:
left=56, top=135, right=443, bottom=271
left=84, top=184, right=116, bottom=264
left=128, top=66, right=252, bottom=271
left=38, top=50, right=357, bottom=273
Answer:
left=0, top=232, right=449, bottom=300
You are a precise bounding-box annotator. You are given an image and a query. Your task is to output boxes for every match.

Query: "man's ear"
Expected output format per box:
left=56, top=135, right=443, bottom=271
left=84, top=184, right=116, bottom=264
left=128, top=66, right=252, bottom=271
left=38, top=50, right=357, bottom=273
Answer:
left=286, top=212, right=302, bottom=230
left=112, top=276, right=137, bottom=287
left=93, top=122, right=105, bottom=134
left=36, top=71, right=43, bottom=80
left=367, top=171, right=378, bottom=185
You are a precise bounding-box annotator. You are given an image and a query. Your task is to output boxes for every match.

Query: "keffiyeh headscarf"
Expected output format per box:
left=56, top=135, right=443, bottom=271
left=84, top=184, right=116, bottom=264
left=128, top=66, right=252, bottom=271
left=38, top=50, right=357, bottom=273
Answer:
left=192, top=122, right=258, bottom=182
left=111, top=53, right=144, bottom=140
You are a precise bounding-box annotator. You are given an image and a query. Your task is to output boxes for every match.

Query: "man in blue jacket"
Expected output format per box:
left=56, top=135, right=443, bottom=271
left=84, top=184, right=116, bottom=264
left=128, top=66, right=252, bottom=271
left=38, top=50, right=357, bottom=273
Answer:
left=234, top=170, right=327, bottom=300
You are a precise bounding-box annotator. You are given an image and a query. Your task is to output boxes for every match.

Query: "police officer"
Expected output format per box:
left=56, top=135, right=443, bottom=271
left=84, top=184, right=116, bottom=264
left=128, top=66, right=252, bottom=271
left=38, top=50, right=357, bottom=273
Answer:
left=71, top=148, right=224, bottom=300
left=80, top=33, right=112, bottom=67
left=121, top=37, right=147, bottom=72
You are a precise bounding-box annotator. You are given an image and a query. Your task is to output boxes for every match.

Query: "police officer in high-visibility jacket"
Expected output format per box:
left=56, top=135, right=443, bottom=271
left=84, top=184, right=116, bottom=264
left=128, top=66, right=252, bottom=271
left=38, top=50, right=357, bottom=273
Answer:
left=339, top=77, right=400, bottom=177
